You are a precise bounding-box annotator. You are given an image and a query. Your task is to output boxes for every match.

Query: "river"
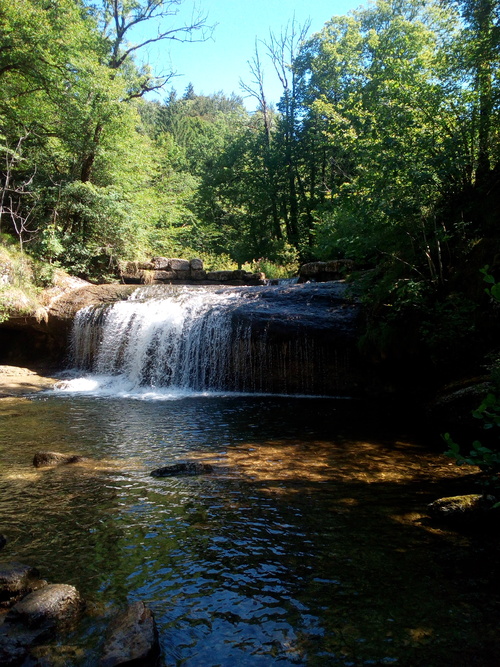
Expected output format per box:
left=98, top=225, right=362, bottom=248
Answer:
left=1, top=391, right=498, bottom=666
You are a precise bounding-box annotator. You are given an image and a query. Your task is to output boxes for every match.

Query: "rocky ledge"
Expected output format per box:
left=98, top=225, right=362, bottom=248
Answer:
left=298, top=259, right=354, bottom=283
left=121, top=257, right=265, bottom=286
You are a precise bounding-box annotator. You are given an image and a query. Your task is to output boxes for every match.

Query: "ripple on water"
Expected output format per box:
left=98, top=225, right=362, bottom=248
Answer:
left=0, top=394, right=499, bottom=666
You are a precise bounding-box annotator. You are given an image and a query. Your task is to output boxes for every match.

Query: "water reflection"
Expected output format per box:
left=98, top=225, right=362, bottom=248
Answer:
left=0, top=395, right=499, bottom=665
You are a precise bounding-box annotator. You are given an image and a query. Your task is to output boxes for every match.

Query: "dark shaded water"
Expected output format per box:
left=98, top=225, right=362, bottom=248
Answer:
left=1, top=394, right=499, bottom=665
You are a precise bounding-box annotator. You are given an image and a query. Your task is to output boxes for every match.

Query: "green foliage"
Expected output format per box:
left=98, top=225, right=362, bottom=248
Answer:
left=443, top=431, right=500, bottom=474
left=0, top=239, right=52, bottom=320
left=444, top=267, right=500, bottom=478
left=0, top=0, right=498, bottom=309
left=242, top=257, right=298, bottom=280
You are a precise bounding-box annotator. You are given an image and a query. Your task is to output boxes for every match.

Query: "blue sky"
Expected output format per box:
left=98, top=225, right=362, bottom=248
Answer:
left=133, top=0, right=367, bottom=109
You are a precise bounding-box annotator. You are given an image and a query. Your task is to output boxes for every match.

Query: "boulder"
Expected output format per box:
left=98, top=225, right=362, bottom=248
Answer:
left=206, top=270, right=233, bottom=281
left=5, top=584, right=84, bottom=632
left=150, top=257, right=170, bottom=270
left=33, top=451, right=86, bottom=468
left=99, top=601, right=160, bottom=667
left=151, top=271, right=175, bottom=282
left=120, top=270, right=147, bottom=284
left=151, top=461, right=214, bottom=477
left=298, top=259, right=354, bottom=283
left=0, top=563, right=47, bottom=605
left=428, top=494, right=498, bottom=525
left=190, top=269, right=207, bottom=281
left=189, top=258, right=204, bottom=271
left=172, top=269, right=191, bottom=281
left=169, top=258, right=190, bottom=272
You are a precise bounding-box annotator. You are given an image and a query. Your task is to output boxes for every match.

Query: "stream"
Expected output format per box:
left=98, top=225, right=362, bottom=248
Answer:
left=1, top=392, right=499, bottom=665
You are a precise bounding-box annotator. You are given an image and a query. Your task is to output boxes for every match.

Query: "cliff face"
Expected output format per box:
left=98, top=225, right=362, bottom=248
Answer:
left=0, top=278, right=135, bottom=366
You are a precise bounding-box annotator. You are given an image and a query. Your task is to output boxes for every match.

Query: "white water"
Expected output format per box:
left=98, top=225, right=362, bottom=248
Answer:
left=56, top=283, right=356, bottom=399
left=59, top=287, right=248, bottom=397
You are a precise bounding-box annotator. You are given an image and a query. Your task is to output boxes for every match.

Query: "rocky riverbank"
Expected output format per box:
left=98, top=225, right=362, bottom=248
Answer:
left=0, top=366, right=58, bottom=398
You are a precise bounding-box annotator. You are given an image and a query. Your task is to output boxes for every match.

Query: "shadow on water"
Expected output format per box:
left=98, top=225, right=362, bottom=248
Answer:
left=0, top=394, right=499, bottom=666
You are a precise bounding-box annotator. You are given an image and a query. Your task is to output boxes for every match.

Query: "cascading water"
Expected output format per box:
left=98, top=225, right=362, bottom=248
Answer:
left=62, top=282, right=360, bottom=398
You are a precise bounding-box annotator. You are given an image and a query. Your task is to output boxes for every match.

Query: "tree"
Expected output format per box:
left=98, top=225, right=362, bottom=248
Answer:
left=78, top=0, right=212, bottom=184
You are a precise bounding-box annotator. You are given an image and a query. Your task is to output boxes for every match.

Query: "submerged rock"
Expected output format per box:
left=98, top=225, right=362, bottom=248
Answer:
left=428, top=494, right=498, bottom=525
left=99, top=601, right=160, bottom=667
left=0, top=624, right=44, bottom=666
left=0, top=563, right=47, bottom=605
left=0, top=584, right=84, bottom=665
left=150, top=461, right=214, bottom=477
left=5, top=583, right=84, bottom=632
left=33, top=451, right=86, bottom=468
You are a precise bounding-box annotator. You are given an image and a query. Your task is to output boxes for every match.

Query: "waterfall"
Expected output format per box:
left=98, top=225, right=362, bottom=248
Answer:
left=61, top=283, right=360, bottom=398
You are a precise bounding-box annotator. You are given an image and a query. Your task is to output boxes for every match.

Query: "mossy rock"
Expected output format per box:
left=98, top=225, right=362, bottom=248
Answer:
left=428, top=494, right=498, bottom=526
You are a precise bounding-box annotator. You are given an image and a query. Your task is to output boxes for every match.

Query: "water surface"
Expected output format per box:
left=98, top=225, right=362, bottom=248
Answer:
left=0, top=394, right=498, bottom=666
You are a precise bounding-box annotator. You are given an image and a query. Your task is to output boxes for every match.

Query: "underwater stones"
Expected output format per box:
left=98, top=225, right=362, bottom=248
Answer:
left=99, top=601, right=160, bottom=667
left=33, top=451, right=86, bottom=468
left=150, top=461, right=214, bottom=477
left=428, top=494, right=498, bottom=525
left=0, top=563, right=47, bottom=605
left=0, top=584, right=84, bottom=665
left=5, top=584, right=84, bottom=632
left=0, top=625, right=43, bottom=666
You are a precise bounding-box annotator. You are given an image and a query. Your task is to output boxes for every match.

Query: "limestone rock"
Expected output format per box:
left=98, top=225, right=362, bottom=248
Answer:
left=151, top=461, right=214, bottom=477
left=298, top=259, right=354, bottom=283
left=33, top=451, right=86, bottom=468
left=428, top=494, right=497, bottom=524
left=99, top=601, right=160, bottom=667
left=151, top=270, right=175, bottom=282
left=0, top=562, right=47, bottom=601
left=0, top=563, right=47, bottom=604
left=189, top=258, right=203, bottom=270
left=150, top=257, right=170, bottom=270
left=169, top=258, right=190, bottom=271
left=5, top=584, right=84, bottom=631
left=190, top=269, right=207, bottom=280
left=206, top=270, right=233, bottom=281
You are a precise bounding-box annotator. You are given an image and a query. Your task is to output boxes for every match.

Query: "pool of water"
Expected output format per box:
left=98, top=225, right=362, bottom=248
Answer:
left=0, top=393, right=499, bottom=665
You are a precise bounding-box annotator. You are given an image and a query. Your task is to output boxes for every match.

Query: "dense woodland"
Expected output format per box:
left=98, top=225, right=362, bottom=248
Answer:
left=0, top=0, right=499, bottom=373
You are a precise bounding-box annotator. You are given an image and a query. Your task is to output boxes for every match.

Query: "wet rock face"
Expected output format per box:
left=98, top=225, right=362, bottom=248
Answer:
left=99, top=601, right=160, bottom=667
left=0, top=563, right=47, bottom=605
left=5, top=584, right=84, bottom=631
left=151, top=461, right=214, bottom=477
left=33, top=451, right=86, bottom=468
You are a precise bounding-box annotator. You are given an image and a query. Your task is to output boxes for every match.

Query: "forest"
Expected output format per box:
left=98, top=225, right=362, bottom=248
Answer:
left=0, top=0, right=499, bottom=372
